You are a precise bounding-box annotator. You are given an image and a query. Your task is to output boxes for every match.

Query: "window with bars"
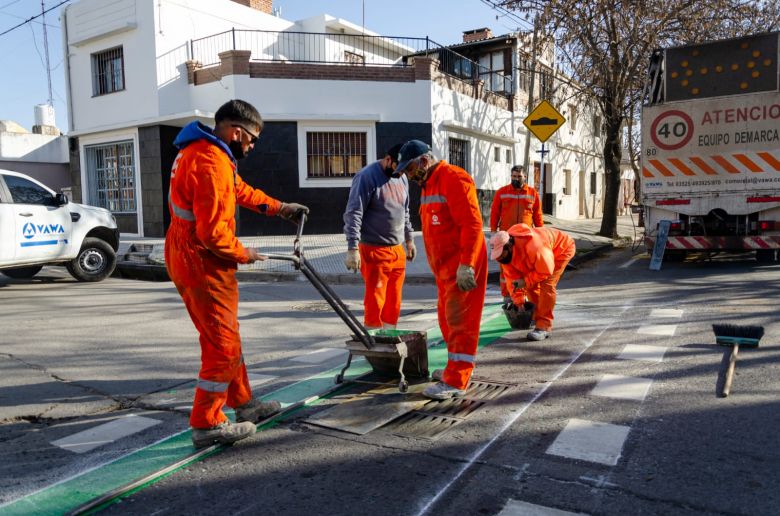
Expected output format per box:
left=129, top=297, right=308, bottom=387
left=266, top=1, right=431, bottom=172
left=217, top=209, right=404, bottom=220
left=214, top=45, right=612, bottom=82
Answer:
left=448, top=137, right=469, bottom=170
left=91, top=46, right=124, bottom=96
left=85, top=141, right=136, bottom=213
left=539, top=67, right=554, bottom=100
left=305, top=131, right=367, bottom=178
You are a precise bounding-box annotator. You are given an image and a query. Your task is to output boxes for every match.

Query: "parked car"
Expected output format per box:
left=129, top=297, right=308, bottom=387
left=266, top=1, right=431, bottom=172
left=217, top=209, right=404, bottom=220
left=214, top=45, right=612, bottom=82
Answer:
left=0, top=169, right=120, bottom=281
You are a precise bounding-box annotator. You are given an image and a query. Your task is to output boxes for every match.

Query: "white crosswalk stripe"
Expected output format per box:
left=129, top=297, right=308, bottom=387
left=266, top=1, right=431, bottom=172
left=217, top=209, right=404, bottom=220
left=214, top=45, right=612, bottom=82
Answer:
left=51, top=415, right=161, bottom=454
left=617, top=344, right=668, bottom=362
left=546, top=418, right=631, bottom=466
left=591, top=374, right=653, bottom=401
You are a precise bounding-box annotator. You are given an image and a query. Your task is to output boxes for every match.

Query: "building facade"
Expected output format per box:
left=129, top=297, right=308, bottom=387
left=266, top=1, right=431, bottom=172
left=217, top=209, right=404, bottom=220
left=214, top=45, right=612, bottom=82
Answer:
left=63, top=0, right=605, bottom=237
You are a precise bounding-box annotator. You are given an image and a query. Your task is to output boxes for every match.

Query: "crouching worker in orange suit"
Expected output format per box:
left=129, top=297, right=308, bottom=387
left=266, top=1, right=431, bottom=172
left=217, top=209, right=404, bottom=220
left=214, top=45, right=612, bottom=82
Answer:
left=489, top=224, right=575, bottom=341
left=343, top=143, right=416, bottom=330
left=166, top=99, right=309, bottom=448
left=397, top=140, right=488, bottom=400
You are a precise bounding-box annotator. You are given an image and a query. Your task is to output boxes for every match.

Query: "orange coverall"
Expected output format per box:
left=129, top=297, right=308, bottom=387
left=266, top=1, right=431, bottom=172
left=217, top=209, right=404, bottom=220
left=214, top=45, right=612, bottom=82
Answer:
left=165, top=138, right=282, bottom=429
left=490, top=183, right=543, bottom=298
left=358, top=243, right=406, bottom=328
left=420, top=161, right=488, bottom=390
left=503, top=224, right=576, bottom=332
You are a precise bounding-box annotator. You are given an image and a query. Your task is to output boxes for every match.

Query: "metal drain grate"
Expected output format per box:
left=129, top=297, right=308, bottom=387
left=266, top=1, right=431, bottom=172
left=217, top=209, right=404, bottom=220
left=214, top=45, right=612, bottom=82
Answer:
left=387, top=379, right=514, bottom=440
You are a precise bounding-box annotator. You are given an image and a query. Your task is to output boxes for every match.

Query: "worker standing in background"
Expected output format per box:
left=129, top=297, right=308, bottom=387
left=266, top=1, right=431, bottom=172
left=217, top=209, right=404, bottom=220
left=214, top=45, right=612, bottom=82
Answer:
left=489, top=223, right=575, bottom=341
left=343, top=143, right=416, bottom=330
left=490, top=165, right=543, bottom=302
left=166, top=99, right=309, bottom=448
left=397, top=140, right=487, bottom=400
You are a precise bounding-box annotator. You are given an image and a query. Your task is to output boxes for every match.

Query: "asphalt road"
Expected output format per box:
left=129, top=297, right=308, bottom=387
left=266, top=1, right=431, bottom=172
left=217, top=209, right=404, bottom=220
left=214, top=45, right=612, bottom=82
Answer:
left=1, top=248, right=779, bottom=515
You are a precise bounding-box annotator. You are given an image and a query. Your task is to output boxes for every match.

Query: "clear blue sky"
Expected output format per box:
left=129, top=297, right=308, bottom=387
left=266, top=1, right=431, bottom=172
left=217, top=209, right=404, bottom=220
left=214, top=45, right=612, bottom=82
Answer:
left=0, top=0, right=530, bottom=133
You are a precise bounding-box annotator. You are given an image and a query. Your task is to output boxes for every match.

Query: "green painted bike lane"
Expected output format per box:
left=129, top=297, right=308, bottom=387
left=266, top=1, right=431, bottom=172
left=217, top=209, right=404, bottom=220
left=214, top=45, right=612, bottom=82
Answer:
left=1, top=304, right=510, bottom=515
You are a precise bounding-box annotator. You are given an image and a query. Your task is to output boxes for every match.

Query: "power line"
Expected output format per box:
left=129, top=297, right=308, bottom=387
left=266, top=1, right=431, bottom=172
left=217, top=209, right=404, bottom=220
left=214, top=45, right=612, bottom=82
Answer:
left=0, top=0, right=71, bottom=38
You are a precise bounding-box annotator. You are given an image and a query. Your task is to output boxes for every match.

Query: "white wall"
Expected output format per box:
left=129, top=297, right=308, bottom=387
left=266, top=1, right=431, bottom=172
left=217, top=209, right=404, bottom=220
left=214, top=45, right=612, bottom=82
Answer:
left=430, top=83, right=517, bottom=191
left=0, top=133, right=68, bottom=163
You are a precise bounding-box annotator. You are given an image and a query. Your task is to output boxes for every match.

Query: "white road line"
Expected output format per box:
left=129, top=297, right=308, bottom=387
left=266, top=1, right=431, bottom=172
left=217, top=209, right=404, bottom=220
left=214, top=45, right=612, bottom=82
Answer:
left=637, top=324, right=676, bottom=336
left=617, top=344, right=668, bottom=363
left=591, top=374, right=653, bottom=401
left=546, top=418, right=631, bottom=466
left=247, top=373, right=277, bottom=387
left=414, top=305, right=632, bottom=516
left=618, top=257, right=638, bottom=269
left=649, top=309, right=683, bottom=318
left=51, top=415, right=161, bottom=454
left=290, top=347, right=347, bottom=364
left=498, top=499, right=588, bottom=515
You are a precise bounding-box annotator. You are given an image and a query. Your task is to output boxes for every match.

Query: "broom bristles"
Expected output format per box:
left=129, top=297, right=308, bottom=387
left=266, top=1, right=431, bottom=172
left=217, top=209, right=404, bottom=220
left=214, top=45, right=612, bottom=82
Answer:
left=712, top=324, right=764, bottom=340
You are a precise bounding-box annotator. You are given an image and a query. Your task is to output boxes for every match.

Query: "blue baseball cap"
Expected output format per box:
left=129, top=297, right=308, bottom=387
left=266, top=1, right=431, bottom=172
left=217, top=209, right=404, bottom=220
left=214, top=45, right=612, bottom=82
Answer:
left=396, top=140, right=431, bottom=175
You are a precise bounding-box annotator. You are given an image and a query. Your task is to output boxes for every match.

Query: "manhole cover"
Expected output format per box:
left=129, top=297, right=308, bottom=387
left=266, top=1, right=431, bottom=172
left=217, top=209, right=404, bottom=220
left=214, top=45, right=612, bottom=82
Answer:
left=386, top=379, right=514, bottom=440
left=291, top=301, right=352, bottom=312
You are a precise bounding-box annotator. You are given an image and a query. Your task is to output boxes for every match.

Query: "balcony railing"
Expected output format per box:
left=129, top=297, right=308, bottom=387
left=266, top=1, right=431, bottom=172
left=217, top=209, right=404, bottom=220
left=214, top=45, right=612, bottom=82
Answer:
left=188, top=29, right=514, bottom=96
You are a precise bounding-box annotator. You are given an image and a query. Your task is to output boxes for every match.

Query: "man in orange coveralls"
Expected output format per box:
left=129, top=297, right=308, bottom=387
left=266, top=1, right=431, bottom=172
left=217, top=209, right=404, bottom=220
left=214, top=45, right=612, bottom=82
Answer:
left=166, top=99, right=309, bottom=448
left=490, top=165, right=543, bottom=302
left=397, top=140, right=488, bottom=400
left=489, top=224, right=576, bottom=341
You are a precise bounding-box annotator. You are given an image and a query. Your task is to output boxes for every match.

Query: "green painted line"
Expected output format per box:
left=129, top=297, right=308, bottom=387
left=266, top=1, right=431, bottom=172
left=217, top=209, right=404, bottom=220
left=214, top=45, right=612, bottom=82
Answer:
left=0, top=303, right=510, bottom=516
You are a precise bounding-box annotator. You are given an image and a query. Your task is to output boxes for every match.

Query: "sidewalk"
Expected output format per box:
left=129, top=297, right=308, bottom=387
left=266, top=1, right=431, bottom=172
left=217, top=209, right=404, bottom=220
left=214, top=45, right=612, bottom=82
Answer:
left=117, top=215, right=642, bottom=284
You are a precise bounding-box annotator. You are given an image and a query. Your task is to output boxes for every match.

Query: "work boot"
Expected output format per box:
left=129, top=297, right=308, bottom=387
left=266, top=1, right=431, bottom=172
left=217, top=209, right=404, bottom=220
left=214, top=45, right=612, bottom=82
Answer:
left=431, top=369, right=444, bottom=381
left=191, top=421, right=255, bottom=449
left=235, top=398, right=282, bottom=423
left=423, top=381, right=466, bottom=400
left=527, top=329, right=550, bottom=341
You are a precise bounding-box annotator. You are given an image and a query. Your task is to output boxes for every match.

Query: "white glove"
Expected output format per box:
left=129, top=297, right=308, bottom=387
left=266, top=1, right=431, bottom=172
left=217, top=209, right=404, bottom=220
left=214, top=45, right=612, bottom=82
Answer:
left=455, top=264, right=477, bottom=291
left=405, top=240, right=417, bottom=261
left=278, top=202, right=309, bottom=223
left=345, top=249, right=360, bottom=272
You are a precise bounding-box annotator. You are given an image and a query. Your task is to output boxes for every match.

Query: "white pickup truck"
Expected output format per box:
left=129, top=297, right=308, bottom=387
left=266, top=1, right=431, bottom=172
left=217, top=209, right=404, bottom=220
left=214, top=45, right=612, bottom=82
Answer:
left=0, top=169, right=120, bottom=281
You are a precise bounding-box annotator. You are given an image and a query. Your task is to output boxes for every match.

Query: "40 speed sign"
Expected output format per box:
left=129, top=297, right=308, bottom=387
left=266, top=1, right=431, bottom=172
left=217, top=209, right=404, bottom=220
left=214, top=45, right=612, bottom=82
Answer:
left=649, top=110, right=694, bottom=151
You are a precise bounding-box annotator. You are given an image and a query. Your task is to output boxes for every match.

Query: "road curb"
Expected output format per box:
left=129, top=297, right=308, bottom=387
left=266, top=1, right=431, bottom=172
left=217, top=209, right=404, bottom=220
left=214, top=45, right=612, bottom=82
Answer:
left=115, top=243, right=614, bottom=284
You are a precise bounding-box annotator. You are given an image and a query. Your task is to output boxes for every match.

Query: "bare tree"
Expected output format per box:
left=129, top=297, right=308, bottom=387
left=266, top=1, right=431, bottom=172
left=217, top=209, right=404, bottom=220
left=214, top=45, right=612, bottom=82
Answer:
left=494, top=0, right=780, bottom=237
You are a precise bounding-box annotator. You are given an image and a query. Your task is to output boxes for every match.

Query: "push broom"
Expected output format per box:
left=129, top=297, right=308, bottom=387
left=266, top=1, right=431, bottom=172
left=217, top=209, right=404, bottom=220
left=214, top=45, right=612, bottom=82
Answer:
left=712, top=324, right=764, bottom=397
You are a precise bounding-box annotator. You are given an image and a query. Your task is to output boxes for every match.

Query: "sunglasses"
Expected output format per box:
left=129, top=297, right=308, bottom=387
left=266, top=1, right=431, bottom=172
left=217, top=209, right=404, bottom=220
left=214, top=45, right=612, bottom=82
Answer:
left=232, top=124, right=260, bottom=144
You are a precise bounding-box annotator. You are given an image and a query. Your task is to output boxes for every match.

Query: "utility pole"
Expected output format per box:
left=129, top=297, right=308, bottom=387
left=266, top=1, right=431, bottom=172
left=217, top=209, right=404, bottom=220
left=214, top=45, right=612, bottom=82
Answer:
left=521, top=13, right=539, bottom=187
left=41, top=0, right=53, bottom=106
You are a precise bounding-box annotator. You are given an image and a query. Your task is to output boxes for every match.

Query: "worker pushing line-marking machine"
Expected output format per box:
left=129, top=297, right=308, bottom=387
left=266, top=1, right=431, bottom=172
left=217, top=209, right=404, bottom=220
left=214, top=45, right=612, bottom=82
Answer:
left=263, top=215, right=428, bottom=393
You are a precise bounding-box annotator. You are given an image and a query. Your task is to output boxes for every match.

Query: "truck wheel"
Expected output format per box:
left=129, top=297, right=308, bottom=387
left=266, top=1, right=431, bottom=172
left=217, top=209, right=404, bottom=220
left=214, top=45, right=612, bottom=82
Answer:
left=66, top=237, right=117, bottom=282
left=1, top=265, right=43, bottom=279
left=755, top=250, right=777, bottom=264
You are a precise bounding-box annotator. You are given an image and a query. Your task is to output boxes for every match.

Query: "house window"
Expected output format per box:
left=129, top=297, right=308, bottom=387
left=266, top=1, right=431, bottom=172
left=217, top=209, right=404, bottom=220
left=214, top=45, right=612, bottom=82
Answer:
left=568, top=104, right=577, bottom=131
left=539, top=67, right=553, bottom=100
left=517, top=55, right=530, bottom=92
left=478, top=50, right=509, bottom=93
left=305, top=131, right=367, bottom=178
left=505, top=149, right=512, bottom=163
left=449, top=137, right=469, bottom=170
left=563, top=169, right=572, bottom=195
left=85, top=141, right=136, bottom=213
left=590, top=171, right=597, bottom=195
left=593, top=115, right=602, bottom=136
left=91, top=46, right=124, bottom=96
left=494, top=146, right=501, bottom=162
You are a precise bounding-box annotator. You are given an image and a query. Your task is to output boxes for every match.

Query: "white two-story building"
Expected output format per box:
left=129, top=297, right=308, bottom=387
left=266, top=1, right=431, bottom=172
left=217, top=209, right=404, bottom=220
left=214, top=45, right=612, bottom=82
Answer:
left=62, top=0, right=604, bottom=236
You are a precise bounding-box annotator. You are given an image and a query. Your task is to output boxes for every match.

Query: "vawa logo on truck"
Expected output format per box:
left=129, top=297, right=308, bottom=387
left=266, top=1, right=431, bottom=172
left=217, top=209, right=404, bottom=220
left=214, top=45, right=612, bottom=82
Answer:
left=20, top=221, right=67, bottom=247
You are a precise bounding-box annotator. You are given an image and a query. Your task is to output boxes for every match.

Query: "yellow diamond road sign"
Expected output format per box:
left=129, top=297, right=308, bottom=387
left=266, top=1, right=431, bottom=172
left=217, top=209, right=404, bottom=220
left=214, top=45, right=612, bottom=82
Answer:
left=523, top=100, right=565, bottom=143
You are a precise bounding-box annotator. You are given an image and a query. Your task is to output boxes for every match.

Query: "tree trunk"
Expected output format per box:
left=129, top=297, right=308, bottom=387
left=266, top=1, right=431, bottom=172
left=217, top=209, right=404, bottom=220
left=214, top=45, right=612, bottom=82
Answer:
left=598, top=114, right=622, bottom=238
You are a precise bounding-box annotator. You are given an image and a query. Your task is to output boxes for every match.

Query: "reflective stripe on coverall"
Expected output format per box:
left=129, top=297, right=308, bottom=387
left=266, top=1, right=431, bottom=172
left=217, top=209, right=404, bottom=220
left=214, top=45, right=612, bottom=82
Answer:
left=503, top=224, right=575, bottom=332
left=165, top=138, right=282, bottom=429
left=420, top=161, right=488, bottom=390
left=358, top=242, right=406, bottom=328
left=490, top=184, right=543, bottom=298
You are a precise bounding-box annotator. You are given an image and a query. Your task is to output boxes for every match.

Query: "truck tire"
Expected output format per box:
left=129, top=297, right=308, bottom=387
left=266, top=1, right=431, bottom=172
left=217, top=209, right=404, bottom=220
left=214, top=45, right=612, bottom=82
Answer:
left=66, top=237, right=117, bottom=282
left=1, top=265, right=44, bottom=279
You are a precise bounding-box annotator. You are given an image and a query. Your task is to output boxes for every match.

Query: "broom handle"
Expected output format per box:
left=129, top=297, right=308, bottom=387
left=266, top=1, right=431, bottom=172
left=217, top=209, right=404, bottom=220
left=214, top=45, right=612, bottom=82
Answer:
left=722, top=344, right=740, bottom=397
